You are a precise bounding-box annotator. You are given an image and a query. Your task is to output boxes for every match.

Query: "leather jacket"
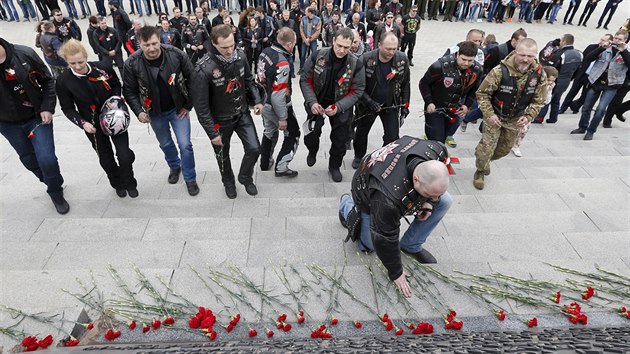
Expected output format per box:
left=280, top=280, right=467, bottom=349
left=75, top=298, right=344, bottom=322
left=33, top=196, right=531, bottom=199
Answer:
left=362, top=49, right=411, bottom=109
left=419, top=53, right=483, bottom=109
left=190, top=47, right=263, bottom=140
left=299, top=48, right=366, bottom=116
left=0, top=38, right=56, bottom=123
left=123, top=44, right=194, bottom=116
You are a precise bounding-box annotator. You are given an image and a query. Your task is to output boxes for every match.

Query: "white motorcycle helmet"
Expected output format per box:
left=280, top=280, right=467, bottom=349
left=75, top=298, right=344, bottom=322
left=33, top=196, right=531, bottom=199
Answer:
left=99, top=96, right=130, bottom=136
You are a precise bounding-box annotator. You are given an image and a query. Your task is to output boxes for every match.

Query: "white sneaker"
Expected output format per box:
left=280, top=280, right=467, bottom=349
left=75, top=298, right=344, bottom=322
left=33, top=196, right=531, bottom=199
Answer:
left=477, top=18, right=482, bottom=22
left=511, top=147, right=522, bottom=157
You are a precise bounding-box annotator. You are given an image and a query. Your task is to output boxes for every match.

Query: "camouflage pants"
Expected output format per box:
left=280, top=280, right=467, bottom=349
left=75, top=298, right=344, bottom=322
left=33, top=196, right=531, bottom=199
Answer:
left=474, top=117, right=521, bottom=173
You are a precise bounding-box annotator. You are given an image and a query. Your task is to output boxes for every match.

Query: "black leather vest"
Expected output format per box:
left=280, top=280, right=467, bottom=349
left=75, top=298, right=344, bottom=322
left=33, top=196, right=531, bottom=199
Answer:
left=311, top=48, right=359, bottom=101
left=431, top=54, right=482, bottom=109
left=352, top=136, right=449, bottom=215
left=197, top=49, right=250, bottom=117
left=491, top=64, right=542, bottom=118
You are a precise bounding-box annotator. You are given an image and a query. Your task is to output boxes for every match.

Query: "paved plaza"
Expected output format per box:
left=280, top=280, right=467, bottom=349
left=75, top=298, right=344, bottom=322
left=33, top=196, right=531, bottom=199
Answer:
left=1, top=9, right=629, bottom=351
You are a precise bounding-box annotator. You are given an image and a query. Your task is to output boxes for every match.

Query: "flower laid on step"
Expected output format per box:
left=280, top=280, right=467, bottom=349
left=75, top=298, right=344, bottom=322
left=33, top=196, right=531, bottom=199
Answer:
left=444, top=310, right=463, bottom=330
left=277, top=313, right=287, bottom=322
left=411, top=322, right=434, bottom=335
left=353, top=320, right=362, bottom=329
left=551, top=291, right=561, bottom=304
left=205, top=331, right=217, bottom=341
left=563, top=302, right=588, bottom=325
left=128, top=321, right=136, bottom=330
left=163, top=317, right=175, bottom=325
left=495, top=310, right=506, bottom=321
left=248, top=328, right=257, bottom=337
left=65, top=336, right=80, bottom=347
left=266, top=328, right=274, bottom=338
left=525, top=317, right=538, bottom=328
left=581, top=287, right=595, bottom=300
left=81, top=322, right=94, bottom=330
left=330, top=316, right=338, bottom=325
left=282, top=323, right=292, bottom=332
left=104, top=328, right=121, bottom=340
left=22, top=335, right=53, bottom=351
left=310, top=324, right=332, bottom=339
left=151, top=319, right=161, bottom=330
left=142, top=323, right=150, bottom=333
left=394, top=327, right=404, bottom=336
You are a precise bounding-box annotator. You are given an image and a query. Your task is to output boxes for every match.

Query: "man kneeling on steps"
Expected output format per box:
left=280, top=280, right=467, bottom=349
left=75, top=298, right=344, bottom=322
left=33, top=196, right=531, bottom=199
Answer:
left=338, top=136, right=453, bottom=297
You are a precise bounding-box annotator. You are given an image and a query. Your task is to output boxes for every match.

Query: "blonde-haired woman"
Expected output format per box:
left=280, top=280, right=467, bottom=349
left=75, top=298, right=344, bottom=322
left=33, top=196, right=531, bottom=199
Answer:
left=56, top=39, right=138, bottom=198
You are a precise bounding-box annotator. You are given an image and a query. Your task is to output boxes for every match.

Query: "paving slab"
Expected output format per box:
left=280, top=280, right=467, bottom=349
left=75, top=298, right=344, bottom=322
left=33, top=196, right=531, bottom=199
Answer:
left=143, top=217, right=251, bottom=241
left=31, top=218, right=149, bottom=242
left=474, top=193, right=570, bottom=213
left=0, top=217, right=45, bottom=242
left=44, top=241, right=185, bottom=270
left=563, top=231, right=630, bottom=260
left=181, top=239, right=250, bottom=268
left=557, top=192, right=629, bottom=213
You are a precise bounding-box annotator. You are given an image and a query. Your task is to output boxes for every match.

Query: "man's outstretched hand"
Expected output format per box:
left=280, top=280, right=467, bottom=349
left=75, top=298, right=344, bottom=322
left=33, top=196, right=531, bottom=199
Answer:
left=394, top=271, right=412, bottom=297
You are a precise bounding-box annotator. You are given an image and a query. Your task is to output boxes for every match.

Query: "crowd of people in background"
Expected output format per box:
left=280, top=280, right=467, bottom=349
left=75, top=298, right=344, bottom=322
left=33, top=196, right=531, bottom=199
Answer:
left=0, top=0, right=629, bottom=214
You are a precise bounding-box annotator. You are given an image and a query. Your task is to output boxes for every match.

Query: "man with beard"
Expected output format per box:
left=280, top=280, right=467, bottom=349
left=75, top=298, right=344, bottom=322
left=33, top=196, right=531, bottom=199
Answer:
left=123, top=26, right=199, bottom=196
left=473, top=38, right=547, bottom=190
left=352, top=32, right=410, bottom=170
left=374, top=12, right=400, bottom=46
left=257, top=27, right=301, bottom=178
left=191, top=25, right=265, bottom=198
left=420, top=41, right=483, bottom=144
left=300, top=27, right=365, bottom=182
left=400, top=6, right=420, bottom=66
left=182, top=14, right=209, bottom=64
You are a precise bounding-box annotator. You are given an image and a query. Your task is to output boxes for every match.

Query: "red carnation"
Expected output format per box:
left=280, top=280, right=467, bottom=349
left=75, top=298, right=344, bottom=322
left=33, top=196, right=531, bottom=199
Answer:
left=200, top=316, right=216, bottom=329
left=214, top=123, right=221, bottom=132
left=297, top=315, right=305, bottom=324
left=282, top=323, right=292, bottom=332
left=395, top=327, right=403, bottom=336
left=90, top=104, right=97, bottom=111
left=164, top=317, right=175, bottom=325
left=353, top=320, right=362, bottom=329
left=142, top=324, right=150, bottom=333
left=619, top=306, right=627, bottom=313
left=65, top=337, right=80, bottom=347
left=128, top=320, right=136, bottom=330
left=277, top=313, right=287, bottom=322
left=144, top=98, right=152, bottom=108
left=330, top=316, right=338, bottom=325
left=298, top=310, right=304, bottom=317
left=527, top=318, right=538, bottom=328
left=189, top=317, right=201, bottom=329
left=22, top=336, right=38, bottom=351
left=497, top=101, right=504, bottom=107
left=248, top=328, right=258, bottom=337
left=86, top=323, right=94, bottom=330
left=381, top=313, right=389, bottom=322
left=27, top=132, right=35, bottom=139
left=226, top=323, right=234, bottom=333
left=104, top=329, right=121, bottom=341
left=407, top=323, right=415, bottom=330
left=450, top=309, right=457, bottom=317
left=276, top=321, right=284, bottom=329
left=152, top=319, right=161, bottom=330
left=582, top=287, right=595, bottom=300
left=385, top=319, right=393, bottom=331
left=496, top=310, right=506, bottom=321
left=266, top=329, right=274, bottom=338
left=452, top=320, right=463, bottom=330
left=38, top=335, right=53, bottom=349
left=206, top=331, right=217, bottom=341
left=552, top=291, right=561, bottom=304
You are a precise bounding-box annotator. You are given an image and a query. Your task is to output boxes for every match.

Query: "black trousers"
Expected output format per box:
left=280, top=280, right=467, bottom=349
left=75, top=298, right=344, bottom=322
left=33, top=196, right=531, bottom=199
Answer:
left=425, top=110, right=457, bottom=143
left=260, top=106, right=301, bottom=172
left=212, top=112, right=260, bottom=186
left=353, top=107, right=400, bottom=159
left=560, top=74, right=589, bottom=112
left=304, top=111, right=350, bottom=169
left=86, top=129, right=137, bottom=190
left=400, top=34, right=416, bottom=61
left=534, top=2, right=550, bottom=20
left=563, top=0, right=581, bottom=23
left=603, top=86, right=630, bottom=125
left=578, top=2, right=597, bottom=25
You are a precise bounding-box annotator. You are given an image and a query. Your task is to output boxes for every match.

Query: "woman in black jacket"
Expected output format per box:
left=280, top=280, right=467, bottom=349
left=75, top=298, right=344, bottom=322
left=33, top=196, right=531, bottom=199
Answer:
left=56, top=39, right=138, bottom=198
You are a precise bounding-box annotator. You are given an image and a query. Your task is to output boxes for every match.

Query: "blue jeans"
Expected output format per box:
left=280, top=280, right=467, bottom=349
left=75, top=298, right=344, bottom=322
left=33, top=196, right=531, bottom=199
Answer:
left=62, top=0, right=78, bottom=18
left=2, top=0, right=19, bottom=20
left=487, top=0, right=499, bottom=21
left=95, top=0, right=106, bottom=15
left=536, top=104, right=549, bottom=121
left=339, top=192, right=453, bottom=253
left=18, top=0, right=36, bottom=19
left=578, top=87, right=617, bottom=133
left=0, top=117, right=64, bottom=198
left=519, top=1, right=531, bottom=20
left=149, top=109, right=197, bottom=182
left=77, top=0, right=91, bottom=16
left=300, top=41, right=318, bottom=70
left=549, top=3, right=561, bottom=22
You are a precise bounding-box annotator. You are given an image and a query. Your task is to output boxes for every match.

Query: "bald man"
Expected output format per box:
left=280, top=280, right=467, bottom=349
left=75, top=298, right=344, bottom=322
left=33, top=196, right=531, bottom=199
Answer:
left=473, top=38, right=548, bottom=190
left=339, top=136, right=453, bottom=297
